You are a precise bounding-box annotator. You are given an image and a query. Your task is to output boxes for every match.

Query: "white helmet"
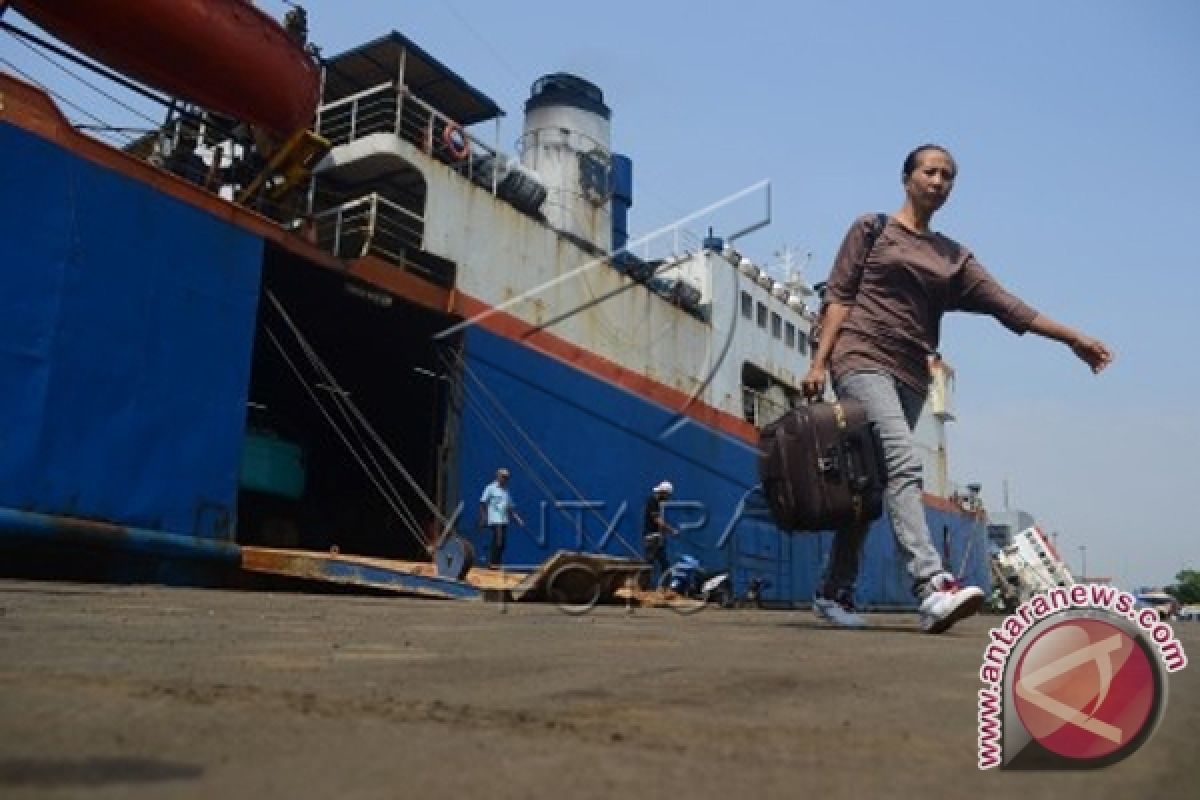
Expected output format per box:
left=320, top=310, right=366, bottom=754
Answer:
left=653, top=480, right=674, bottom=494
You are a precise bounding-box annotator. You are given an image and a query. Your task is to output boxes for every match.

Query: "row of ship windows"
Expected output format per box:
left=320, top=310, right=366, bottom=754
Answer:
left=1029, top=542, right=1057, bottom=569
left=741, top=291, right=809, bottom=354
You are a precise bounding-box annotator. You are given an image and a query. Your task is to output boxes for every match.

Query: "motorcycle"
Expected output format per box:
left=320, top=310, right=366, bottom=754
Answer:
left=659, top=554, right=735, bottom=609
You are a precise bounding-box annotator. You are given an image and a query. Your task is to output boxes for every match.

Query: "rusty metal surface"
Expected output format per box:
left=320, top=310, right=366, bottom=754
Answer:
left=0, top=507, right=241, bottom=565
left=240, top=547, right=482, bottom=601
left=239, top=546, right=643, bottom=604
left=508, top=550, right=647, bottom=602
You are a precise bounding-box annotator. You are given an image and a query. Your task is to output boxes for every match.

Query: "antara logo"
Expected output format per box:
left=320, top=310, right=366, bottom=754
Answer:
left=977, top=584, right=1186, bottom=770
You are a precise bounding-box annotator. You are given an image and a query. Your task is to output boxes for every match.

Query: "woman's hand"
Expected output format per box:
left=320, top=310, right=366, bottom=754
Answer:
left=801, top=365, right=828, bottom=399
left=1027, top=315, right=1114, bottom=374
left=804, top=303, right=849, bottom=399
left=1070, top=334, right=1114, bottom=373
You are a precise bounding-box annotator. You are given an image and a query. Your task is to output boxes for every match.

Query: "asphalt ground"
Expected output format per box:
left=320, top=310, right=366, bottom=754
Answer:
left=0, top=579, right=1196, bottom=799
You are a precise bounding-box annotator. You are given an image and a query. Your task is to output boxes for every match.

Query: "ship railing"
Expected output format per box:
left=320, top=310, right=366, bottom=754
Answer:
left=316, top=81, right=399, bottom=146
left=624, top=227, right=705, bottom=263
left=311, top=192, right=451, bottom=283
left=316, top=81, right=505, bottom=193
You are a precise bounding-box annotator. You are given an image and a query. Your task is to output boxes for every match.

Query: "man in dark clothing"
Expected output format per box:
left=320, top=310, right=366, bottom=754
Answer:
left=642, top=480, right=677, bottom=587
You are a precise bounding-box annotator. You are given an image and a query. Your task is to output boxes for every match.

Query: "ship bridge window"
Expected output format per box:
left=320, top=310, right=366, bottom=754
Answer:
left=796, top=330, right=808, bottom=355
left=741, top=362, right=798, bottom=427
left=785, top=321, right=795, bottom=347
left=770, top=312, right=782, bottom=339
left=756, top=302, right=767, bottom=328
left=741, top=291, right=753, bottom=319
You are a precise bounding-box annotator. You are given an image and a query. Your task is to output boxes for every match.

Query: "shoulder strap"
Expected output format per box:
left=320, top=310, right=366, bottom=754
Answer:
left=862, top=212, right=887, bottom=259
left=813, top=213, right=889, bottom=311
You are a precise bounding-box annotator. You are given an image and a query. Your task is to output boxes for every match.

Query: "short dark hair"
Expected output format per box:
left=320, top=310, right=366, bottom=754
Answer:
left=903, top=144, right=956, bottom=180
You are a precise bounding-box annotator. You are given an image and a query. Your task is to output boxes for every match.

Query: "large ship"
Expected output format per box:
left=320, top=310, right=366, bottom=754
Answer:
left=0, top=1, right=989, bottom=607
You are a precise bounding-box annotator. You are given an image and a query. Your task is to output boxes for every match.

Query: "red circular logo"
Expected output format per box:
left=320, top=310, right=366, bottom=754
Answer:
left=1012, top=618, right=1157, bottom=761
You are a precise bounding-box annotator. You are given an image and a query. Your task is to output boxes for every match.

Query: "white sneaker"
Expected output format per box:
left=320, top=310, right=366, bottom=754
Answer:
left=813, top=588, right=866, bottom=629
left=918, top=574, right=984, bottom=634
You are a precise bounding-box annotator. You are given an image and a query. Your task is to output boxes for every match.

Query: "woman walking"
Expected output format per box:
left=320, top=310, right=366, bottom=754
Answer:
left=803, top=144, right=1112, bottom=633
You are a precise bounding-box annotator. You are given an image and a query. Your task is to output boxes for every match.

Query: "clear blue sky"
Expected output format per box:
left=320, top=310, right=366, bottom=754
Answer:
left=4, top=1, right=1196, bottom=588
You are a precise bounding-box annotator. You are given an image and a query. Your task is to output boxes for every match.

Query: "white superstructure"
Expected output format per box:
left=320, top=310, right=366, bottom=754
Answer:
left=517, top=73, right=613, bottom=253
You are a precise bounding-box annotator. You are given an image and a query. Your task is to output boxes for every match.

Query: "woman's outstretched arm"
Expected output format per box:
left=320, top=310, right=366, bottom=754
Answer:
left=1027, top=314, right=1114, bottom=373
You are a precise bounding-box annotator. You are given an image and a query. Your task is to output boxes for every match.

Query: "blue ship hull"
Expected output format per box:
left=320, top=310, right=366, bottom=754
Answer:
left=0, top=120, right=260, bottom=545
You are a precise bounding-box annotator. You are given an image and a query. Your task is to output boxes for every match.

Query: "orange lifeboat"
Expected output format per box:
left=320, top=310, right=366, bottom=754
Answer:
left=10, top=0, right=321, bottom=136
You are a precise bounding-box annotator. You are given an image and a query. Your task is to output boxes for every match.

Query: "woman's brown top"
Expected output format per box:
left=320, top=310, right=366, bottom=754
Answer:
left=824, top=214, right=1039, bottom=394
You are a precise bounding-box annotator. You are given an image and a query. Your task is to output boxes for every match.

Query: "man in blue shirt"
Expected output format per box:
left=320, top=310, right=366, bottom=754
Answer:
left=478, top=468, right=523, bottom=568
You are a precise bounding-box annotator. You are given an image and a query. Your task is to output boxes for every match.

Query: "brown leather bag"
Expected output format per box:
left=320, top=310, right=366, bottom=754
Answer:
left=758, top=399, right=886, bottom=532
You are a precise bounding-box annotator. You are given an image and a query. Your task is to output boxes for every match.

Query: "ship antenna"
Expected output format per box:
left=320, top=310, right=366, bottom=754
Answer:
left=776, top=245, right=814, bottom=292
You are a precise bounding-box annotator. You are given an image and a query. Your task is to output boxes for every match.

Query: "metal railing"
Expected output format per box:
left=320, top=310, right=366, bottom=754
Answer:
left=624, top=227, right=705, bottom=264
left=316, top=82, right=398, bottom=146
left=316, top=81, right=503, bottom=191
left=311, top=192, right=424, bottom=263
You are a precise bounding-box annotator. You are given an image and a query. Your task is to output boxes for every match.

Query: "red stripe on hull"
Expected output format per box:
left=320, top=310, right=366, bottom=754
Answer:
left=451, top=292, right=760, bottom=443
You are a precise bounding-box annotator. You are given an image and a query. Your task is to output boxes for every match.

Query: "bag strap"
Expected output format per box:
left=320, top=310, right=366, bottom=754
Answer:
left=814, top=213, right=887, bottom=299
left=810, top=213, right=889, bottom=350
left=862, top=212, right=888, bottom=262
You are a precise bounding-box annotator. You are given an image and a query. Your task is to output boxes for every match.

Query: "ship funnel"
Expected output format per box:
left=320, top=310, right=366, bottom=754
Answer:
left=519, top=73, right=613, bottom=253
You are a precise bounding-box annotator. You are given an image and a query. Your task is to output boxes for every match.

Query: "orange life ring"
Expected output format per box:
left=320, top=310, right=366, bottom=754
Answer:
left=441, top=121, right=471, bottom=161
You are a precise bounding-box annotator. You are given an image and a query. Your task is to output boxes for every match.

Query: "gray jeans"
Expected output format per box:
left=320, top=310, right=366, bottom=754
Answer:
left=820, top=369, right=945, bottom=599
